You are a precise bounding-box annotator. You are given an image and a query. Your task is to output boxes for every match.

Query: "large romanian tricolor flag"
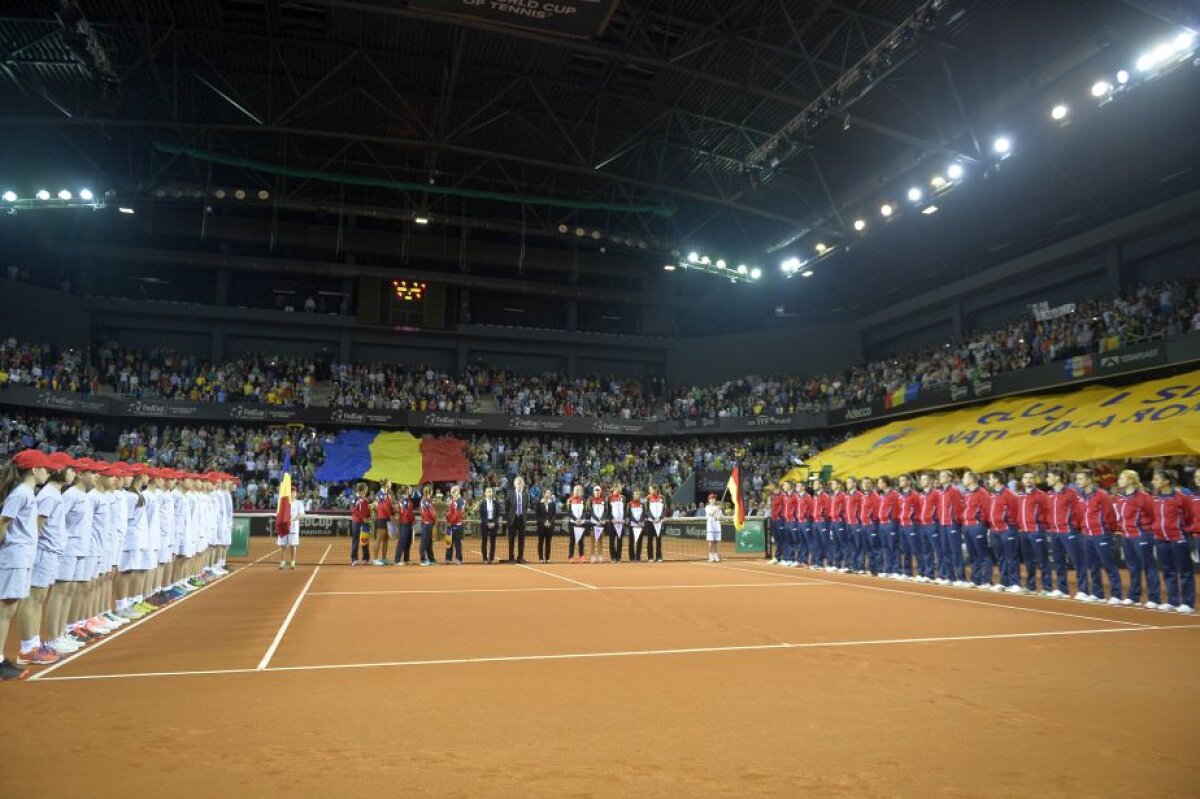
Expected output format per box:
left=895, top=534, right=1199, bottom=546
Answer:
left=315, top=431, right=469, bottom=485
left=726, top=465, right=745, bottom=531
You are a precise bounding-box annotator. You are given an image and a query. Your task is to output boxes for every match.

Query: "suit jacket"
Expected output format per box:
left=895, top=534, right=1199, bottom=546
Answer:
left=535, top=499, right=557, bottom=528
left=479, top=498, right=502, bottom=532
left=505, top=488, right=531, bottom=526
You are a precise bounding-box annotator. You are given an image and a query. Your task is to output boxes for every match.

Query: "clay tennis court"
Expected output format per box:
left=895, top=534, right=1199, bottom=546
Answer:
left=5, top=552, right=1199, bottom=797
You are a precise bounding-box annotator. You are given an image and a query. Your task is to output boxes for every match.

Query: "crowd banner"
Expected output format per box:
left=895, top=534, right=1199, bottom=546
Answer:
left=810, top=369, right=1200, bottom=477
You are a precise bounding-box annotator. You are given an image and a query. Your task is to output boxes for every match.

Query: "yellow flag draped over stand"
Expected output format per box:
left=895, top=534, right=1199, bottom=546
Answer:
left=810, top=369, right=1200, bottom=478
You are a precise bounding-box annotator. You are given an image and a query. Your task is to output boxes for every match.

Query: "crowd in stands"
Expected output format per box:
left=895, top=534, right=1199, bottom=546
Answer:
left=2, top=277, right=1197, bottom=419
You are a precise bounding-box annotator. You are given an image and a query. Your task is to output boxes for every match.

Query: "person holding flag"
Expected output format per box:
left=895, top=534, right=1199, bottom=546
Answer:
left=714, top=466, right=746, bottom=563
left=274, top=449, right=298, bottom=570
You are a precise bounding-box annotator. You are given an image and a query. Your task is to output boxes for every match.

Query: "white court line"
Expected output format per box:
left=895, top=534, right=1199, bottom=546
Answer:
left=33, top=623, right=1200, bottom=682
left=714, top=563, right=1155, bottom=628
left=308, top=582, right=829, bottom=597
left=29, top=564, right=254, bottom=681
left=255, top=543, right=332, bottom=671
left=517, top=563, right=597, bottom=589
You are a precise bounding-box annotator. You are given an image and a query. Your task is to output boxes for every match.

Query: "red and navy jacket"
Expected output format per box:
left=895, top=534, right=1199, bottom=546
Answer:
left=1012, top=488, right=1047, bottom=533
left=937, top=484, right=963, bottom=526
left=797, top=491, right=814, bottom=522
left=1150, top=491, right=1192, bottom=542
left=915, top=489, right=938, bottom=526
left=375, top=491, right=393, bottom=521
left=445, top=498, right=465, bottom=526
left=857, top=490, right=878, bottom=525
left=1187, top=489, right=1200, bottom=534
left=1113, top=489, right=1155, bottom=538
left=898, top=489, right=918, bottom=527
left=962, top=486, right=989, bottom=526
left=985, top=488, right=1017, bottom=532
left=396, top=495, right=415, bottom=525
left=878, top=489, right=900, bottom=524
left=419, top=495, right=438, bottom=525
left=845, top=490, right=862, bottom=526
left=1076, top=488, right=1117, bottom=536
left=1044, top=488, right=1080, bottom=533
left=770, top=491, right=786, bottom=521
left=783, top=490, right=800, bottom=523
left=351, top=496, right=371, bottom=524
left=814, top=492, right=832, bottom=523
left=830, top=491, right=847, bottom=524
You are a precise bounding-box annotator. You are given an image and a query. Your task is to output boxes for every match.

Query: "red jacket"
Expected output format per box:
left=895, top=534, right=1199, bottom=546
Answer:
left=797, top=492, right=814, bottom=522
left=814, top=492, right=831, bottom=522
left=783, top=491, right=800, bottom=523
left=1113, top=490, right=1155, bottom=538
left=351, top=497, right=371, bottom=524
left=831, top=492, right=847, bottom=523
left=1077, top=489, right=1118, bottom=536
left=1044, top=488, right=1080, bottom=533
left=770, top=491, right=786, bottom=521
left=937, top=485, right=963, bottom=526
left=962, top=487, right=989, bottom=525
left=375, top=494, right=394, bottom=521
left=878, top=489, right=900, bottom=523
left=1188, top=490, right=1200, bottom=534
left=419, top=496, right=438, bottom=525
left=898, top=490, right=918, bottom=527
left=915, top=490, right=938, bottom=526
left=985, top=488, right=1017, bottom=532
left=857, top=491, right=878, bottom=525
left=1013, top=489, right=1047, bottom=532
left=1150, top=491, right=1192, bottom=542
left=396, top=496, right=415, bottom=525
left=445, top=498, right=464, bottom=526
left=845, top=491, right=862, bottom=526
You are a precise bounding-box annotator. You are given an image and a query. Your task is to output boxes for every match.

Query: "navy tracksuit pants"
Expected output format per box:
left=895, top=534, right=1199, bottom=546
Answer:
left=963, top=524, right=990, bottom=585
left=1081, top=534, right=1122, bottom=599
left=940, top=524, right=964, bottom=582
left=1157, top=539, right=1195, bottom=608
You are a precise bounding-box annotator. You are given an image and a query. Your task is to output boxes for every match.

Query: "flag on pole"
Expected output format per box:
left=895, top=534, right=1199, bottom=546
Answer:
left=274, top=447, right=292, bottom=537
left=726, top=465, right=745, bottom=531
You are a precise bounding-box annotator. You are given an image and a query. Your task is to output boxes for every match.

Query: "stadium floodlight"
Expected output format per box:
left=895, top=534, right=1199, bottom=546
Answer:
left=574, top=227, right=585, bottom=237
left=1175, top=31, right=1196, bottom=52
left=922, top=205, right=939, bottom=215
left=947, top=163, right=964, bottom=180
left=414, top=216, right=429, bottom=225
left=930, top=175, right=946, bottom=189
left=1115, top=70, right=1130, bottom=85
left=700, top=255, right=711, bottom=265
left=557, top=223, right=568, bottom=233
left=716, top=259, right=727, bottom=269
left=880, top=203, right=894, bottom=217
left=591, top=230, right=601, bottom=240
left=1090, top=80, right=1111, bottom=98
left=1, top=191, right=15, bottom=203
left=736, top=264, right=748, bottom=274
left=992, top=136, right=1012, bottom=155
left=781, top=257, right=802, bottom=274
left=907, top=187, right=923, bottom=202
left=1051, top=104, right=1069, bottom=121
left=815, top=242, right=828, bottom=255
left=663, top=263, right=676, bottom=271
left=257, top=190, right=270, bottom=200
left=118, top=207, right=135, bottom=214
left=853, top=218, right=866, bottom=231
left=36, top=189, right=50, bottom=200
left=57, top=189, right=72, bottom=200
left=687, top=252, right=699, bottom=263
left=750, top=267, right=762, bottom=280
left=234, top=189, right=246, bottom=199
left=801, top=269, right=813, bottom=277
left=79, top=188, right=93, bottom=201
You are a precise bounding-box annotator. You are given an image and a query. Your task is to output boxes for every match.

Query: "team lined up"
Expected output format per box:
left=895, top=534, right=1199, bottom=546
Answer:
left=0, top=449, right=236, bottom=680
left=769, top=468, right=1197, bottom=612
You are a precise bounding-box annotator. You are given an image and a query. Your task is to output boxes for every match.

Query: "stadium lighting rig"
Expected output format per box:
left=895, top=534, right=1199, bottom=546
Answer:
left=1, top=187, right=108, bottom=213
left=667, top=251, right=761, bottom=283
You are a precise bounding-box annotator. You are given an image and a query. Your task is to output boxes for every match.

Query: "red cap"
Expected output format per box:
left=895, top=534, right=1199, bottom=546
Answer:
left=47, top=451, right=78, bottom=470
left=76, top=458, right=102, bottom=472
left=12, top=449, right=54, bottom=470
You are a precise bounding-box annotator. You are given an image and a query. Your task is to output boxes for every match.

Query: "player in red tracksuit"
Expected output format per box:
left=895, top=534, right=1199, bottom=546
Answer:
left=876, top=477, right=900, bottom=577
left=984, top=472, right=1019, bottom=591
left=1043, top=470, right=1084, bottom=599
left=896, top=475, right=920, bottom=580
left=813, top=481, right=833, bottom=572
left=350, top=482, right=372, bottom=566
left=1149, top=471, right=1195, bottom=614
left=1013, top=472, right=1051, bottom=595
left=960, top=471, right=991, bottom=588
left=857, top=478, right=880, bottom=575
left=393, top=486, right=416, bottom=564
left=936, top=471, right=965, bottom=585
left=797, top=487, right=816, bottom=568
left=1113, top=470, right=1160, bottom=607
left=443, top=486, right=465, bottom=564
left=783, top=482, right=802, bottom=566
left=1073, top=469, right=1122, bottom=603
left=915, top=474, right=940, bottom=582
left=769, top=484, right=787, bottom=565
left=830, top=480, right=849, bottom=572
left=418, top=483, right=439, bottom=566
left=844, top=479, right=863, bottom=573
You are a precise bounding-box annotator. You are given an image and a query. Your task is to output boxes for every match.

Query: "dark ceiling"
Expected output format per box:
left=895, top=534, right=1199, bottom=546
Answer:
left=1, top=0, right=1198, bottom=330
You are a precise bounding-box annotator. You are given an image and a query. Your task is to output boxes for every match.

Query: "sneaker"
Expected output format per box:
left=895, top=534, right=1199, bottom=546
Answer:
left=1005, top=585, right=1022, bottom=594
left=17, top=645, right=59, bottom=666
left=69, top=626, right=96, bottom=643
left=1107, top=597, right=1122, bottom=605
left=1143, top=601, right=1158, bottom=609
left=279, top=562, right=288, bottom=570
left=288, top=563, right=297, bottom=570
left=1158, top=603, right=1176, bottom=612
left=419, top=560, right=431, bottom=566
left=1120, top=598, right=1134, bottom=606
left=1073, top=591, right=1088, bottom=601
left=1177, top=605, right=1194, bottom=614
left=936, top=578, right=950, bottom=586
left=135, top=601, right=156, bottom=614
left=84, top=619, right=111, bottom=636
left=768, top=558, right=778, bottom=565
left=372, top=559, right=387, bottom=566
left=655, top=557, right=664, bottom=562
left=50, top=637, right=80, bottom=655
left=1048, top=590, right=1065, bottom=599
left=1086, top=595, right=1101, bottom=603
left=0, top=659, right=29, bottom=681
left=1037, top=590, right=1051, bottom=597
left=102, top=611, right=128, bottom=626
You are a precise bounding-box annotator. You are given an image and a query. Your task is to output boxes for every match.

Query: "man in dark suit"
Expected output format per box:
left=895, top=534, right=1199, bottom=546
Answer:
left=505, top=476, right=530, bottom=563
left=479, top=486, right=502, bottom=564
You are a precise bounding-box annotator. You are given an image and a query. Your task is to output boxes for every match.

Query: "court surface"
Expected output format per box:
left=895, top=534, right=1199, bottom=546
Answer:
left=4, top=552, right=1199, bottom=797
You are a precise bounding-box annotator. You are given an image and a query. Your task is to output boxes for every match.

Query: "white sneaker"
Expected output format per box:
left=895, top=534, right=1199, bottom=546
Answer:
left=713, top=555, right=721, bottom=562
left=1087, top=595, right=1102, bottom=603
left=49, top=637, right=80, bottom=654
left=372, top=559, right=386, bottom=566
left=1006, top=585, right=1023, bottom=594
left=1143, top=601, right=1158, bottom=609
left=1048, top=590, right=1065, bottom=599
left=1177, top=605, right=1194, bottom=614
left=824, top=566, right=836, bottom=573
left=839, top=568, right=850, bottom=573
left=768, top=558, right=779, bottom=565
left=936, top=578, right=950, bottom=586
left=1107, top=597, right=1122, bottom=605
left=1120, top=598, right=1134, bottom=606
left=1073, top=591, right=1088, bottom=601
left=1158, top=603, right=1176, bottom=612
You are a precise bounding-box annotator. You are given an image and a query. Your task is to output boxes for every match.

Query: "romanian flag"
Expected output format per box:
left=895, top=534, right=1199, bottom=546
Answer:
left=274, top=448, right=292, bottom=537
left=884, top=383, right=921, bottom=410
left=1063, top=355, right=1095, bottom=379
left=315, top=431, right=468, bottom=485
left=727, top=465, right=745, bottom=531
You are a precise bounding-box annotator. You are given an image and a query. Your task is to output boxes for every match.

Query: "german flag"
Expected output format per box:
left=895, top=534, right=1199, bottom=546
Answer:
left=726, top=466, right=745, bottom=531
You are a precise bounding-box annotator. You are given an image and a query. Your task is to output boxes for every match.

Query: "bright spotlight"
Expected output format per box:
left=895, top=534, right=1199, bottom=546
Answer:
left=992, top=136, right=1011, bottom=155
left=947, top=163, right=964, bottom=180
left=1090, top=80, right=1111, bottom=98
left=257, top=190, right=269, bottom=200
left=118, top=207, right=135, bottom=214
left=700, top=255, right=711, bottom=265
left=853, top=218, right=866, bottom=231
left=930, top=175, right=946, bottom=189
left=234, top=189, right=246, bottom=200
left=1175, top=31, right=1196, bottom=52
left=557, top=223, right=568, bottom=233
left=716, top=259, right=727, bottom=269
left=921, top=205, right=939, bottom=215
left=57, top=189, right=72, bottom=200
left=1051, top=104, right=1068, bottom=121
left=1, top=191, right=15, bottom=203
left=79, top=188, right=94, bottom=201
left=36, top=189, right=50, bottom=200
left=815, top=242, right=828, bottom=255
left=414, top=216, right=430, bottom=225
left=687, top=252, right=700, bottom=264
left=880, top=203, right=894, bottom=218
left=663, top=263, right=676, bottom=271
left=1115, top=69, right=1130, bottom=85
left=801, top=270, right=813, bottom=278
left=750, top=267, right=762, bottom=280
left=781, top=257, right=802, bottom=273
left=736, top=264, right=748, bottom=274
left=907, top=187, right=923, bottom=202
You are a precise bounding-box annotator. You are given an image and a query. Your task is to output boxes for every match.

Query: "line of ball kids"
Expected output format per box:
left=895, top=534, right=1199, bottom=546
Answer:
left=0, top=449, right=235, bottom=681
left=768, top=468, right=1196, bottom=614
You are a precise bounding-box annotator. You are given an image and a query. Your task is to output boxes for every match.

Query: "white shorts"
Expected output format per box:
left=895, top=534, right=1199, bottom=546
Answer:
left=61, top=555, right=89, bottom=582
left=139, top=549, right=158, bottom=570
left=0, top=567, right=33, bottom=600
left=706, top=531, right=722, bottom=542
left=31, top=550, right=59, bottom=589
left=118, top=549, right=146, bottom=572
left=216, top=530, right=231, bottom=546
left=277, top=532, right=300, bottom=547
